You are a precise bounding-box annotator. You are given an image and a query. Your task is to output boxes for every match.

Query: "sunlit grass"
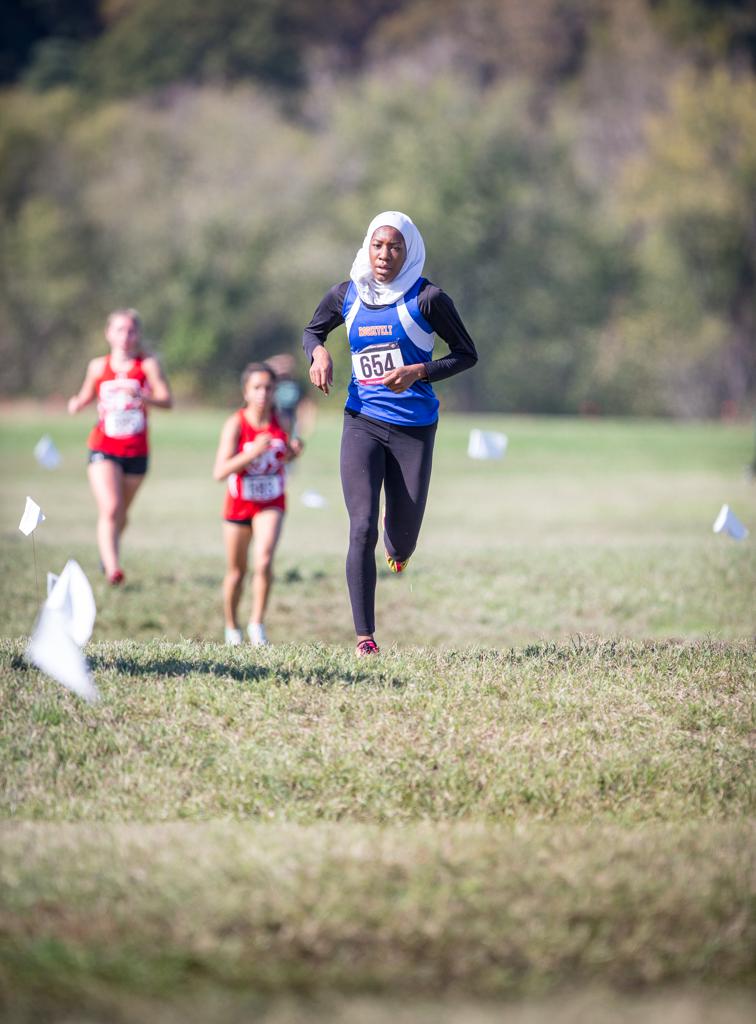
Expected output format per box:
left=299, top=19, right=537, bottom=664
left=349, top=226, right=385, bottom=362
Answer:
left=1, top=408, right=754, bottom=644
left=2, top=638, right=753, bottom=823
left=1, top=408, right=754, bottom=1022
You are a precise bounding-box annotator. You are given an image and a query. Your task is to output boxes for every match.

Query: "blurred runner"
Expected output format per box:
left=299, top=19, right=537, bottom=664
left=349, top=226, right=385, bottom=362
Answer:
left=213, top=362, right=303, bottom=646
left=265, top=351, right=317, bottom=441
left=68, top=309, right=172, bottom=585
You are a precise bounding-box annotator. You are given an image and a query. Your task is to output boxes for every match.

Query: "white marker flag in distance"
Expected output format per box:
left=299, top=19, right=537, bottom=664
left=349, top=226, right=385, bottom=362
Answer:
left=25, top=560, right=99, bottom=703
left=34, top=435, right=61, bottom=469
left=301, top=490, right=328, bottom=508
left=713, top=504, right=749, bottom=541
left=468, top=429, right=508, bottom=460
left=18, top=496, right=45, bottom=536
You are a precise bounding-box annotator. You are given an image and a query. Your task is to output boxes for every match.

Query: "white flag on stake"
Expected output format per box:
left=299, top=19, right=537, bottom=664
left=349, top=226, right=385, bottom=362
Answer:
left=712, top=504, right=749, bottom=541
left=26, top=609, right=99, bottom=703
left=301, top=490, right=327, bottom=508
left=19, top=496, right=45, bottom=536
left=45, top=560, right=96, bottom=646
left=25, top=559, right=99, bottom=703
left=468, top=429, right=508, bottom=460
left=34, top=435, right=61, bottom=470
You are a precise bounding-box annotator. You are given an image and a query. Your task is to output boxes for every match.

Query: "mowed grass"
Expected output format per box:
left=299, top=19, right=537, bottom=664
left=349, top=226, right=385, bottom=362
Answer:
left=2, top=818, right=753, bottom=1008
left=1, top=406, right=755, bottom=1022
left=1, top=638, right=753, bottom=823
left=0, top=639, right=754, bottom=1021
left=0, top=406, right=754, bottom=644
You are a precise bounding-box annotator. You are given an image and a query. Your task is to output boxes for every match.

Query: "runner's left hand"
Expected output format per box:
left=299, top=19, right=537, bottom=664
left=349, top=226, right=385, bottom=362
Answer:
left=383, top=364, right=427, bottom=393
left=287, top=438, right=304, bottom=460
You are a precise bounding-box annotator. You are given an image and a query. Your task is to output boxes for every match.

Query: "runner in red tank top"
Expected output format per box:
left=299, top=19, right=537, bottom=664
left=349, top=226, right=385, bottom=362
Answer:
left=68, top=309, right=172, bottom=585
left=213, top=362, right=303, bottom=645
left=87, top=355, right=150, bottom=459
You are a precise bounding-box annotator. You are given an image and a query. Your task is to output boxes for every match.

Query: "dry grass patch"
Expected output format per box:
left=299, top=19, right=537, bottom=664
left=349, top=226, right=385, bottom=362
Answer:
left=1, top=820, right=754, bottom=1007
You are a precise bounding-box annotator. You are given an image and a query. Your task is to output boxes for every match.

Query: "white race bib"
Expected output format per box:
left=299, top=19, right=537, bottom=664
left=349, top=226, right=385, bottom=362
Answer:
left=104, top=409, right=145, bottom=437
left=240, top=474, right=284, bottom=502
left=100, top=378, right=144, bottom=437
left=352, top=342, right=405, bottom=385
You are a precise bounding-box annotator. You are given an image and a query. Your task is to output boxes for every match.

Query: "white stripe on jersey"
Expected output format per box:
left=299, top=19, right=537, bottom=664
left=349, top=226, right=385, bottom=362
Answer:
left=345, top=296, right=361, bottom=338
left=397, top=297, right=434, bottom=352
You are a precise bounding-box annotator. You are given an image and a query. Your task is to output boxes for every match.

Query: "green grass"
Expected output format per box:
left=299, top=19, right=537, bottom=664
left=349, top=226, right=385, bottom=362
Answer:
left=1, top=821, right=753, bottom=1005
left=1, top=408, right=754, bottom=644
left=0, top=407, right=754, bottom=1021
left=1, top=638, right=753, bottom=823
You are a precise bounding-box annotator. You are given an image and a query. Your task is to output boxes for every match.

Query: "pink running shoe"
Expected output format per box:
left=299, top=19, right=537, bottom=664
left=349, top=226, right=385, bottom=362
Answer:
left=355, top=638, right=380, bottom=657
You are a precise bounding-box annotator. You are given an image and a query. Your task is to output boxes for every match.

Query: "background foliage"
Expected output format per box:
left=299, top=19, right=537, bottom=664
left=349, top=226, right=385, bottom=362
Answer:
left=1, top=0, right=754, bottom=414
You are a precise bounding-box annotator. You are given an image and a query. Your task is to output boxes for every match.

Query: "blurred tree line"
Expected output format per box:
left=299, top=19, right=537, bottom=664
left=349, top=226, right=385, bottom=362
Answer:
left=1, top=0, right=754, bottom=415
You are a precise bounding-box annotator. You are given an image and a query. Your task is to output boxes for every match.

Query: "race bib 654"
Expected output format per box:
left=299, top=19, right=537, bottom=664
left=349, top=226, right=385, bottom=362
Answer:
left=351, top=342, right=405, bottom=385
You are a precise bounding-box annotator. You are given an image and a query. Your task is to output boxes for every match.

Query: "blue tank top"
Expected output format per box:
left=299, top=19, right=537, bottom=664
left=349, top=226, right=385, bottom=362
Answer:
left=342, top=277, right=439, bottom=426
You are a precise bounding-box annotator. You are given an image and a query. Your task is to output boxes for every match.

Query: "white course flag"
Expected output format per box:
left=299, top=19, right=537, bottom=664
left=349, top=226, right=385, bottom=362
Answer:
left=468, top=429, right=508, bottom=460
left=26, top=610, right=99, bottom=703
left=712, top=503, right=749, bottom=541
left=25, top=560, right=99, bottom=703
left=301, top=490, right=328, bottom=509
left=18, top=496, right=45, bottom=535
left=34, top=434, right=61, bottom=469
left=45, top=559, right=97, bottom=646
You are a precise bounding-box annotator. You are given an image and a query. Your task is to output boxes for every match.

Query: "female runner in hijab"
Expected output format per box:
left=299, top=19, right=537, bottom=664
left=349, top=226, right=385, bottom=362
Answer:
left=303, top=211, right=478, bottom=656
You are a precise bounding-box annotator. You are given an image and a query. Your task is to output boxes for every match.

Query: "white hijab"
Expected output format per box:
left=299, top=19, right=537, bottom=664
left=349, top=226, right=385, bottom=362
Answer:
left=349, top=211, right=426, bottom=306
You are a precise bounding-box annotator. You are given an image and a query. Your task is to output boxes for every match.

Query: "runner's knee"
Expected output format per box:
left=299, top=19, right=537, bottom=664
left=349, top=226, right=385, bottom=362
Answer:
left=349, top=518, right=378, bottom=552
left=254, top=554, right=274, bottom=577
left=226, top=566, right=245, bottom=587
left=99, top=503, right=120, bottom=524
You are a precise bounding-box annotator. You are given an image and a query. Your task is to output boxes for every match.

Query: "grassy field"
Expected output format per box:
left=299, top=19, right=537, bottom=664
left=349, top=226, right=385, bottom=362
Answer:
left=0, top=406, right=754, bottom=1022
left=1, top=406, right=754, bottom=645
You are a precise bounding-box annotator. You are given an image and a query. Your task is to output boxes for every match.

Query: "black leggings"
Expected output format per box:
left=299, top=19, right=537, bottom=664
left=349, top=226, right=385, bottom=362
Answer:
left=340, top=410, right=437, bottom=636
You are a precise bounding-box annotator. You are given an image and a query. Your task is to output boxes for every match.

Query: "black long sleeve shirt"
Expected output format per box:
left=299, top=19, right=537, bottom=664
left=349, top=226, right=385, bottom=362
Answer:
left=302, top=279, right=478, bottom=383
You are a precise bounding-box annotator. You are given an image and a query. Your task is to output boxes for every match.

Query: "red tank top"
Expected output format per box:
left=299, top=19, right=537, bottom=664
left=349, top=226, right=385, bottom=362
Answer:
left=223, top=411, right=289, bottom=520
left=87, top=355, right=149, bottom=458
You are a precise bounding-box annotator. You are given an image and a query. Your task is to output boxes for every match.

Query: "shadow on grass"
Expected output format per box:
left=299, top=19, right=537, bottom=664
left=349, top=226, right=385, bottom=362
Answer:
left=7, top=641, right=412, bottom=691
left=78, top=654, right=408, bottom=690
left=87, top=654, right=275, bottom=683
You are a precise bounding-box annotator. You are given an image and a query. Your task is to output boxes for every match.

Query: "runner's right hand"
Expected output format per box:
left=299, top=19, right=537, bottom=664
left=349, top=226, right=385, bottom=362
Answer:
left=309, top=346, right=333, bottom=396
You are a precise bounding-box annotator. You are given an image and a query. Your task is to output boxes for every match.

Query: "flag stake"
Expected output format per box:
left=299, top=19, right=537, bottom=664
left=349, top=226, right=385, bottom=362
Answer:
left=31, top=532, right=41, bottom=604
